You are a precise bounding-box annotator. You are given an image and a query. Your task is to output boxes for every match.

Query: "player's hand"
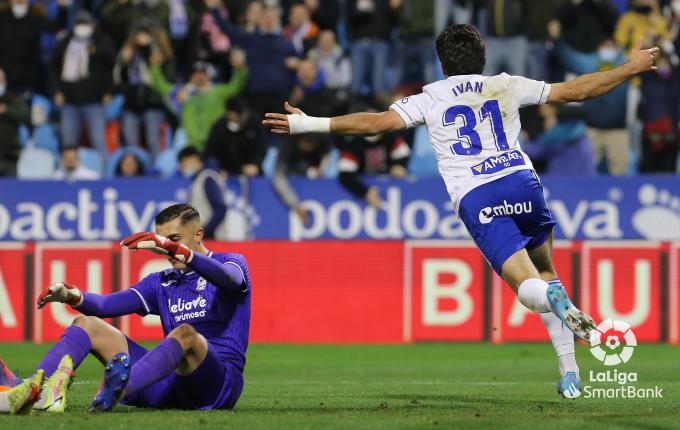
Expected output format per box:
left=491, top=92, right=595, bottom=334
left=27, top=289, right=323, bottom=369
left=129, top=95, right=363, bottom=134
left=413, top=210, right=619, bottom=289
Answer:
left=37, top=282, right=83, bottom=309
left=628, top=39, right=660, bottom=74
left=262, top=102, right=305, bottom=135
left=120, top=232, right=194, bottom=263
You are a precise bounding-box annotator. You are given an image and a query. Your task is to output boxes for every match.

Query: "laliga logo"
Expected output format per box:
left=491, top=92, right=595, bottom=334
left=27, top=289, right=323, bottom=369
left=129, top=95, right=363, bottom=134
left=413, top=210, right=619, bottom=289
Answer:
left=589, top=319, right=637, bottom=366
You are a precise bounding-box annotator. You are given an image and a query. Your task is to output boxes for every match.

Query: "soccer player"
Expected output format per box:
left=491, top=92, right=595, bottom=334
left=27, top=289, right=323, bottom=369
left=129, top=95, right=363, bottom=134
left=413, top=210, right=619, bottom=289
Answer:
left=33, top=204, right=251, bottom=412
left=263, top=25, right=659, bottom=399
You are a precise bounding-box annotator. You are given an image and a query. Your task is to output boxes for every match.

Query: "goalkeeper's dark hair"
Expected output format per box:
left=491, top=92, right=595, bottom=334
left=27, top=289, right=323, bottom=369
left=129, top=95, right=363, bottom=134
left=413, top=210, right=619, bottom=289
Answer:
left=436, top=24, right=486, bottom=76
left=155, top=204, right=200, bottom=226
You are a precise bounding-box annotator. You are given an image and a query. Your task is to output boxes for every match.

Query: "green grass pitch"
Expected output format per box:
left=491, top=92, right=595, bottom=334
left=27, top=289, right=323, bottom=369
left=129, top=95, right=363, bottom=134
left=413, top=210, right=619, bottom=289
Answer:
left=0, top=342, right=678, bottom=429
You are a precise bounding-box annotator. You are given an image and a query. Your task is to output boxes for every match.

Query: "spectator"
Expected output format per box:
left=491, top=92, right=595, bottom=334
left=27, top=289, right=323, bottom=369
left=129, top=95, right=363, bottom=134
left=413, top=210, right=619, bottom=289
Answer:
left=0, top=68, right=30, bottom=176
left=393, top=0, right=435, bottom=86
left=115, top=152, right=146, bottom=177
left=289, top=60, right=338, bottom=117
left=196, top=4, right=233, bottom=79
left=481, top=0, right=528, bottom=76
left=521, top=104, right=595, bottom=176
left=273, top=135, right=331, bottom=225
left=204, top=97, right=266, bottom=176
left=615, top=0, right=670, bottom=54
left=556, top=0, right=619, bottom=53
left=53, top=11, right=116, bottom=158
left=303, top=0, right=340, bottom=31
left=167, top=0, right=199, bottom=79
left=337, top=101, right=410, bottom=207
left=100, top=0, right=197, bottom=51
left=283, top=3, right=320, bottom=56
left=307, top=30, right=352, bottom=90
left=150, top=48, right=248, bottom=151
left=525, top=0, right=561, bottom=81
left=115, top=25, right=175, bottom=158
left=208, top=1, right=298, bottom=118
left=178, top=147, right=229, bottom=240
left=243, top=1, right=264, bottom=33
left=54, top=147, right=101, bottom=180
left=556, top=38, right=629, bottom=175
left=0, top=0, right=68, bottom=95
left=638, top=49, right=680, bottom=172
left=346, top=0, right=399, bottom=98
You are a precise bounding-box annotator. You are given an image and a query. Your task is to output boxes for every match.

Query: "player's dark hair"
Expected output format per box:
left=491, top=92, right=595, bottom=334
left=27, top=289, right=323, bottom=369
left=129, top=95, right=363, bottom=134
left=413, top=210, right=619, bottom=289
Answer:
left=436, top=24, right=486, bottom=76
left=155, top=204, right=200, bottom=226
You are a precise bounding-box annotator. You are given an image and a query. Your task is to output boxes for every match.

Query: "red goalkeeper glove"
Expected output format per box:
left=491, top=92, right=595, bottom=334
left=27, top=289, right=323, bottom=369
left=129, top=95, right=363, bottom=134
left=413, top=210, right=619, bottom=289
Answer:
left=120, top=232, right=194, bottom=263
left=37, top=282, right=83, bottom=309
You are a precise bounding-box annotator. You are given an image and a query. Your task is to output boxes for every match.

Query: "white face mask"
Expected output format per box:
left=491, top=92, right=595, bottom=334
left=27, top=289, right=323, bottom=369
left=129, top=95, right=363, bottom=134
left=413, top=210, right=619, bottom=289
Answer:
left=74, top=24, right=94, bottom=39
left=0, top=84, right=6, bottom=97
left=227, top=121, right=242, bottom=133
left=182, top=168, right=198, bottom=178
left=11, top=3, right=29, bottom=18
left=598, top=47, right=619, bottom=63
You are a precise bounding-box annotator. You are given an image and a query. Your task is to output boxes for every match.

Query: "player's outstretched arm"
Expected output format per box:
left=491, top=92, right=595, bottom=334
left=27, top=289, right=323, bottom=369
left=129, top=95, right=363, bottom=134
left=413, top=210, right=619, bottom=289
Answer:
left=37, top=282, right=145, bottom=317
left=263, top=102, right=407, bottom=136
left=548, top=40, right=659, bottom=104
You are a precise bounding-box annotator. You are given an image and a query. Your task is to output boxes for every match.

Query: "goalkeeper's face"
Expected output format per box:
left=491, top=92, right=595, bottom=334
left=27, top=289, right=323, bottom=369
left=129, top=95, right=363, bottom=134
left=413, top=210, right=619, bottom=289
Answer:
left=156, top=217, right=204, bottom=270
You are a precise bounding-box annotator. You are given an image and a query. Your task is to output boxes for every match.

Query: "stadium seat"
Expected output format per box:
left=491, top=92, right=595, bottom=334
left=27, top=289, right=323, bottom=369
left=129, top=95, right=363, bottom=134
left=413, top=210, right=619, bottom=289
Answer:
left=261, top=146, right=279, bottom=178
left=105, top=95, right=125, bottom=121
left=408, top=127, right=439, bottom=177
left=172, top=128, right=188, bottom=150
left=78, top=148, right=104, bottom=176
left=17, top=147, right=56, bottom=179
left=324, top=148, right=340, bottom=178
left=32, top=125, right=60, bottom=157
left=154, top=147, right=179, bottom=178
left=106, top=147, right=152, bottom=177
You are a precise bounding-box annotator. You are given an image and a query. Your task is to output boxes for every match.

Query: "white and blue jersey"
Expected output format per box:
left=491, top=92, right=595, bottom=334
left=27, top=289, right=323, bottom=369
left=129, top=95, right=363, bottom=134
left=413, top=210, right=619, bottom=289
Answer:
left=390, top=73, right=555, bottom=274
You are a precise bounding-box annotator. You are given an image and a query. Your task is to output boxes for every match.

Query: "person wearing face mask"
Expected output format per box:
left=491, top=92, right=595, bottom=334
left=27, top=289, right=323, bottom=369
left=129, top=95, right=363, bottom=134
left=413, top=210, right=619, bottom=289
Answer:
left=554, top=37, right=630, bottom=175
left=204, top=98, right=266, bottom=177
left=115, top=25, right=176, bottom=159
left=178, top=147, right=229, bottom=240
left=638, top=48, right=680, bottom=172
left=615, top=0, right=670, bottom=55
left=150, top=48, right=248, bottom=151
left=53, top=10, right=116, bottom=159
left=0, top=67, right=30, bottom=176
left=0, top=0, right=69, bottom=95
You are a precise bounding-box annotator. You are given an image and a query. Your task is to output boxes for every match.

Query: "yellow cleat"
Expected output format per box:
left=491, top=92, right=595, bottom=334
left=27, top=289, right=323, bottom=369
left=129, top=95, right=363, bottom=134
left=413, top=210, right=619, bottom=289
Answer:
left=34, top=355, right=75, bottom=413
left=9, top=370, right=44, bottom=415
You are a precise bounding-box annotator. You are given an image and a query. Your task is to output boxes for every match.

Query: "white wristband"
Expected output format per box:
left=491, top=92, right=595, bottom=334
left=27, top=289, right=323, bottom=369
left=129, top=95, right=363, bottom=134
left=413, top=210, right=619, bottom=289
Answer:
left=288, top=114, right=331, bottom=134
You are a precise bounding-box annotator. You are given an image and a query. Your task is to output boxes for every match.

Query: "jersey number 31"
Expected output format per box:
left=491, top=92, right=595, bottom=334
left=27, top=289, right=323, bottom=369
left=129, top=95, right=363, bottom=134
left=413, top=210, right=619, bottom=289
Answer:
left=443, top=100, right=509, bottom=156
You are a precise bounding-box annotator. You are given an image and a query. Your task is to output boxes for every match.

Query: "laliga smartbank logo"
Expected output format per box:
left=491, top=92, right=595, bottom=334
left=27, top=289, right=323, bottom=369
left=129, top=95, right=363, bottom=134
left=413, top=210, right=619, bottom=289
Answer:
left=589, top=319, right=636, bottom=365
left=584, top=319, right=663, bottom=399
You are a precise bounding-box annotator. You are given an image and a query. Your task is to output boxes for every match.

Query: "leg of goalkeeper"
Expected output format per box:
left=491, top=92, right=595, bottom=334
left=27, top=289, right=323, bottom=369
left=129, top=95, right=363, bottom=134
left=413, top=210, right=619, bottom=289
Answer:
left=123, top=323, right=208, bottom=398
left=35, top=316, right=129, bottom=377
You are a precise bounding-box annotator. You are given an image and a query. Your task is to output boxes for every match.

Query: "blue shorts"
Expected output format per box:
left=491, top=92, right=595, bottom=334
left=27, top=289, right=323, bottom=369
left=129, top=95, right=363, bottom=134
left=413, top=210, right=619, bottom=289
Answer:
left=121, top=338, right=243, bottom=410
left=458, top=170, right=556, bottom=276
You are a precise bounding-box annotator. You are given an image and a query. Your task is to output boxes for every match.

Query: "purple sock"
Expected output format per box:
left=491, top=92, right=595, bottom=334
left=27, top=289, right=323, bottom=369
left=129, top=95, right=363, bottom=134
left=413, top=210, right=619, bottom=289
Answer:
left=36, top=325, right=92, bottom=377
left=125, top=338, right=184, bottom=397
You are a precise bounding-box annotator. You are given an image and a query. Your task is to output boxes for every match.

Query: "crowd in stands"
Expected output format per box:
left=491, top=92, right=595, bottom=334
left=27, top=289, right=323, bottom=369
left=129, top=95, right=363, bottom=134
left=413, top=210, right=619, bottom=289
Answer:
left=1, top=0, right=679, bottom=219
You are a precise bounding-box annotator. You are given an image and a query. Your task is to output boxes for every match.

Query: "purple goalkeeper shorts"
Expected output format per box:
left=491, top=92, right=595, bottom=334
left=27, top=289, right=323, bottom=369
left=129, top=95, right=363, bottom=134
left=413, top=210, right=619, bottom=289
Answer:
left=121, top=337, right=244, bottom=410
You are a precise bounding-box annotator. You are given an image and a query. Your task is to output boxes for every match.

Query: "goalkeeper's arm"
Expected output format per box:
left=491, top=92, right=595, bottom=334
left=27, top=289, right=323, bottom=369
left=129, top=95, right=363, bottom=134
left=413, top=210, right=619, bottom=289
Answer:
left=37, top=282, right=146, bottom=317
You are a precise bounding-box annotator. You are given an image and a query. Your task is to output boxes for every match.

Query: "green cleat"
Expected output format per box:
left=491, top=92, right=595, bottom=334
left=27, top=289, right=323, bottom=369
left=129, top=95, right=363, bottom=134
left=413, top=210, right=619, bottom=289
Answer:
left=34, top=355, right=75, bottom=413
left=8, top=370, right=44, bottom=415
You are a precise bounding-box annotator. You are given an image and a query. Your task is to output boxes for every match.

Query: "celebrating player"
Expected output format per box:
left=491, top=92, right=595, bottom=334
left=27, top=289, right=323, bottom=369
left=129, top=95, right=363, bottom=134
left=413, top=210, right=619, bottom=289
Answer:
left=263, top=25, right=659, bottom=399
left=29, top=204, right=251, bottom=412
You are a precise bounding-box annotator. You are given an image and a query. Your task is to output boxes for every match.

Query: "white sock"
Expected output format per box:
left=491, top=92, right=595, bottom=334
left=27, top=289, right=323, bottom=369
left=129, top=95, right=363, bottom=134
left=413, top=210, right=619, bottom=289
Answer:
left=0, top=390, right=8, bottom=412
left=541, top=311, right=579, bottom=377
left=517, top=278, right=551, bottom=313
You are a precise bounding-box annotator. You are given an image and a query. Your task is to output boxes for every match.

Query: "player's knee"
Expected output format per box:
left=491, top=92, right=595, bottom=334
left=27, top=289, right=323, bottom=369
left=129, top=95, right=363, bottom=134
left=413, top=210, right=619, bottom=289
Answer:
left=72, top=315, right=94, bottom=331
left=168, top=323, right=198, bottom=348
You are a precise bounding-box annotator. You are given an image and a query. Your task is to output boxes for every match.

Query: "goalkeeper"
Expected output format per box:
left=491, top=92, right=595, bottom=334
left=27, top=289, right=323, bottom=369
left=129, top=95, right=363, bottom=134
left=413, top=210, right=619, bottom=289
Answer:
left=3, top=204, right=252, bottom=413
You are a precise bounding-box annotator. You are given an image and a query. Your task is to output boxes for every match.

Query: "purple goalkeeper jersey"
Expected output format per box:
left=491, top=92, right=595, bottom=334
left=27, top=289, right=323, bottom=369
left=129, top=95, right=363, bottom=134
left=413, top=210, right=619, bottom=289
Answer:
left=130, top=251, right=251, bottom=371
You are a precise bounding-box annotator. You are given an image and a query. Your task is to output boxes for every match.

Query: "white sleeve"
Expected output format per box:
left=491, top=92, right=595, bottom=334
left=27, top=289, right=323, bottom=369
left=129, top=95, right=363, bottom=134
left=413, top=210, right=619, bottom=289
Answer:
left=389, top=93, right=428, bottom=128
left=509, top=75, right=551, bottom=107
